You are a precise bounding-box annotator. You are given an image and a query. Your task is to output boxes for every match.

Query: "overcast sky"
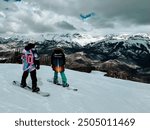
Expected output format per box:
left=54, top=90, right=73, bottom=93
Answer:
left=0, top=0, right=150, bottom=36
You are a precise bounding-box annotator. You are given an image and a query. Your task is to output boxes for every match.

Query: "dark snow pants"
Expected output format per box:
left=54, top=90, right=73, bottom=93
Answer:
left=21, top=69, right=37, bottom=89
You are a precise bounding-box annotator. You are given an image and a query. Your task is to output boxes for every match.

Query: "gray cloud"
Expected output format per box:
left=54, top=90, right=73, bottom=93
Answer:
left=3, top=0, right=21, bottom=2
left=90, top=0, right=149, bottom=26
left=0, top=0, right=150, bottom=35
left=55, top=21, right=76, bottom=30
left=27, top=0, right=150, bottom=28
left=17, top=12, right=55, bottom=33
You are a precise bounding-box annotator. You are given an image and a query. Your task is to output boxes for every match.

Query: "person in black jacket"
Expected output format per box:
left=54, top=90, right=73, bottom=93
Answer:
left=21, top=43, right=40, bottom=92
left=51, top=48, right=69, bottom=87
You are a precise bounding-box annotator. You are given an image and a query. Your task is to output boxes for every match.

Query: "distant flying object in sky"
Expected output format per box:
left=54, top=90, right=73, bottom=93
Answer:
left=4, top=0, right=21, bottom=2
left=80, top=12, right=95, bottom=20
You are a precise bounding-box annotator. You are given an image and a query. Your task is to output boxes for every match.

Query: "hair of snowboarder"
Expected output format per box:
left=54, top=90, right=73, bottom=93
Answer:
left=20, top=43, right=40, bottom=92
left=51, top=47, right=69, bottom=87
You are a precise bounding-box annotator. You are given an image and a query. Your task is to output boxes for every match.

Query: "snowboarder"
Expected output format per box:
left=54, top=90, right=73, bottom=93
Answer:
left=20, top=43, right=40, bottom=92
left=51, top=48, right=69, bottom=87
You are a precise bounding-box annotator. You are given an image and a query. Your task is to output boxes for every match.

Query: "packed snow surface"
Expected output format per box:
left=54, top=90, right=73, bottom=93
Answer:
left=0, top=64, right=150, bottom=113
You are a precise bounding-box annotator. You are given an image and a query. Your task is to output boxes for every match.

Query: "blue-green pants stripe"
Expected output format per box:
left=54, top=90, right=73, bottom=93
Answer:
left=54, top=71, right=67, bottom=84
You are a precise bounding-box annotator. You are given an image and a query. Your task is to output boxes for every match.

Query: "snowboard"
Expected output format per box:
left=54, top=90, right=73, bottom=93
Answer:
left=47, top=79, right=78, bottom=91
left=12, top=81, right=50, bottom=97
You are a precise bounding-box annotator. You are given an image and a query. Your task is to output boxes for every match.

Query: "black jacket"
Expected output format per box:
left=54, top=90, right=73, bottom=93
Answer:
left=51, top=49, right=65, bottom=67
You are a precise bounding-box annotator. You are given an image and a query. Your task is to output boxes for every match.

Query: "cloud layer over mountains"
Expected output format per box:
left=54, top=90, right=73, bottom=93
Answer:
left=0, top=0, right=150, bottom=35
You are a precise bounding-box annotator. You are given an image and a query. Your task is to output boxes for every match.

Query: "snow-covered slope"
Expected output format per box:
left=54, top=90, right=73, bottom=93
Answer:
left=0, top=64, right=150, bottom=113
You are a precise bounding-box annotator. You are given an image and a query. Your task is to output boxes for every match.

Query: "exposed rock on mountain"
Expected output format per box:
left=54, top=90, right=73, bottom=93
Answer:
left=66, top=52, right=94, bottom=73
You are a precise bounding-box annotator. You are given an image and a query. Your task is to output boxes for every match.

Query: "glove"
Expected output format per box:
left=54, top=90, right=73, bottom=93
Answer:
left=36, top=65, right=40, bottom=70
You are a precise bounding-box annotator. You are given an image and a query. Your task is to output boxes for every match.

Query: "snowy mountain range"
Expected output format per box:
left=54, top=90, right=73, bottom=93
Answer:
left=0, top=33, right=150, bottom=83
left=1, top=33, right=104, bottom=46
left=1, top=32, right=150, bottom=46
left=1, top=63, right=150, bottom=113
left=1, top=33, right=150, bottom=57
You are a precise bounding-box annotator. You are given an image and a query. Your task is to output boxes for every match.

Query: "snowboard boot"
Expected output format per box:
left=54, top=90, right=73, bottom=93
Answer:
left=53, top=80, right=59, bottom=85
left=32, top=87, right=40, bottom=92
left=62, top=82, right=69, bottom=87
left=20, top=83, right=27, bottom=88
